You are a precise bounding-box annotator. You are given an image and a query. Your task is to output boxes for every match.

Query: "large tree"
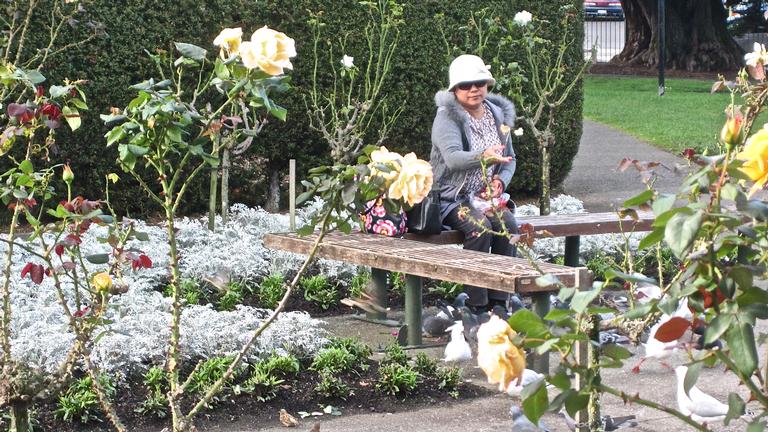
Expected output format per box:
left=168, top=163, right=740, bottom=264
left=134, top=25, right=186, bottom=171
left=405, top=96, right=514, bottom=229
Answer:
left=617, top=0, right=744, bottom=71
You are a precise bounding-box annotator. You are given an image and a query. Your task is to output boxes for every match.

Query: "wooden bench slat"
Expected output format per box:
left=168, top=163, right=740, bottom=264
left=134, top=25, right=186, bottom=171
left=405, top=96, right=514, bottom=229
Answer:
left=404, top=211, right=655, bottom=244
left=263, top=231, right=577, bottom=293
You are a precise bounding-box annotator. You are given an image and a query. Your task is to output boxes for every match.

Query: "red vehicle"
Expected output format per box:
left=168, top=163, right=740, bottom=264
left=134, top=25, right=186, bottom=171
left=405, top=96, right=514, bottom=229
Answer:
left=584, top=1, right=624, bottom=20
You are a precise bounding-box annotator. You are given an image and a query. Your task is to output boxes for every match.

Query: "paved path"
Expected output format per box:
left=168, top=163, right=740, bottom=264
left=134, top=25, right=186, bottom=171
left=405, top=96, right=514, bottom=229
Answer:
left=563, top=119, right=687, bottom=211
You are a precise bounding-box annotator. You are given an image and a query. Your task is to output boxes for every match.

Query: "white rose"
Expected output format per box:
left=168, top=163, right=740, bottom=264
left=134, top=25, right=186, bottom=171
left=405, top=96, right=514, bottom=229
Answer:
left=513, top=10, right=533, bottom=26
left=340, top=55, right=355, bottom=68
left=513, top=128, right=524, bottom=137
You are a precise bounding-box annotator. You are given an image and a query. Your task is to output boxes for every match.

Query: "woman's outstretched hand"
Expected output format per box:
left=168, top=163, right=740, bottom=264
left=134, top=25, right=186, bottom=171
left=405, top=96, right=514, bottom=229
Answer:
left=482, top=145, right=512, bottom=165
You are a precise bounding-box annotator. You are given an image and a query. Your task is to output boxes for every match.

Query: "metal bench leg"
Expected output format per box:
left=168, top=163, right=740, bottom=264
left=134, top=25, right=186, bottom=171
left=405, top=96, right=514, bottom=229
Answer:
left=564, top=235, right=580, bottom=267
left=530, top=292, right=550, bottom=374
left=367, top=268, right=388, bottom=321
left=404, top=274, right=423, bottom=346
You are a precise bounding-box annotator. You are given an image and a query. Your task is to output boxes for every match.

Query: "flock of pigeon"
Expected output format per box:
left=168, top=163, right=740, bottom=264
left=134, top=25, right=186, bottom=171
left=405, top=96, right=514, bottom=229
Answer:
left=423, top=280, right=748, bottom=431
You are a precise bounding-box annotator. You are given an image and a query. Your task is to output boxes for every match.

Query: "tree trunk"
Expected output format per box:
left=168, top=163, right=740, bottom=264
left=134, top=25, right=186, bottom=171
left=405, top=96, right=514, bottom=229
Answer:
left=265, top=167, right=280, bottom=213
left=617, top=0, right=743, bottom=71
left=207, top=167, right=218, bottom=231
left=539, top=140, right=551, bottom=216
left=9, top=401, right=29, bottom=432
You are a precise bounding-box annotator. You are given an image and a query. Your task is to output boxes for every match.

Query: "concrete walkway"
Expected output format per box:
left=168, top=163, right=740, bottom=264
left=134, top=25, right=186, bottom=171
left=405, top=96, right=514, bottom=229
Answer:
left=562, top=119, right=687, bottom=212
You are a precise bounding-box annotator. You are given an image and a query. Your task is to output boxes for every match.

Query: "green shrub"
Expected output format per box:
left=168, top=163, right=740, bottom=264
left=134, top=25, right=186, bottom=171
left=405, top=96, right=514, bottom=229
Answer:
left=413, top=352, right=438, bottom=377
left=310, top=347, right=358, bottom=374
left=257, top=274, right=287, bottom=309
left=165, top=278, right=207, bottom=306
left=135, top=366, right=168, bottom=419
left=256, top=352, right=301, bottom=377
left=238, top=368, right=283, bottom=402
left=428, top=280, right=463, bottom=301
left=186, top=356, right=237, bottom=398
left=348, top=270, right=371, bottom=298
left=435, top=366, right=462, bottom=398
left=301, top=274, right=337, bottom=310
left=55, top=374, right=116, bottom=424
left=586, top=253, right=619, bottom=282
left=376, top=363, right=419, bottom=396
left=217, top=280, right=252, bottom=311
left=314, top=370, right=353, bottom=400
left=389, top=272, right=406, bottom=296
left=325, top=337, right=372, bottom=363
left=382, top=341, right=408, bottom=366
left=26, top=0, right=580, bottom=217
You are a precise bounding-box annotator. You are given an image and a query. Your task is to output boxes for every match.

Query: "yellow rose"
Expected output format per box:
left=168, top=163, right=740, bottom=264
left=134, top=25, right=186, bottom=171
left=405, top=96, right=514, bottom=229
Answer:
left=239, top=26, right=296, bottom=75
left=213, top=27, right=243, bottom=58
left=476, top=315, right=526, bottom=392
left=92, top=272, right=113, bottom=293
left=368, top=146, right=403, bottom=187
left=738, top=125, right=768, bottom=197
left=387, top=153, right=433, bottom=207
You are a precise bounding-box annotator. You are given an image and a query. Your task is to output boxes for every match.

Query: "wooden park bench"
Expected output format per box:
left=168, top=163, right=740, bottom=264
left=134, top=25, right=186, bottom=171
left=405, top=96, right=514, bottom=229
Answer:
left=262, top=211, right=654, bottom=373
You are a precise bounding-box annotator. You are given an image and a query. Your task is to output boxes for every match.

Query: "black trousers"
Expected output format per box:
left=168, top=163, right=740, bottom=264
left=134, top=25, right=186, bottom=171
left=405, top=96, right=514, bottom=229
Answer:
left=444, top=202, right=519, bottom=307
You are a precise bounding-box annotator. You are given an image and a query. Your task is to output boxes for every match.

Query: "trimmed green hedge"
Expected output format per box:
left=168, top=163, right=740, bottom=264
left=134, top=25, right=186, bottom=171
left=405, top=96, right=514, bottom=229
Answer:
left=31, top=0, right=583, bottom=216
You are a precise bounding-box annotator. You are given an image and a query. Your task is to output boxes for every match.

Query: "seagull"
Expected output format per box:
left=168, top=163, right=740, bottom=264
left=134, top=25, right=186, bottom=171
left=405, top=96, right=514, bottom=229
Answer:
left=675, top=365, right=729, bottom=423
left=635, top=281, right=662, bottom=303
left=631, top=315, right=680, bottom=373
left=510, top=405, right=550, bottom=432
left=506, top=368, right=545, bottom=397
left=443, top=321, right=472, bottom=362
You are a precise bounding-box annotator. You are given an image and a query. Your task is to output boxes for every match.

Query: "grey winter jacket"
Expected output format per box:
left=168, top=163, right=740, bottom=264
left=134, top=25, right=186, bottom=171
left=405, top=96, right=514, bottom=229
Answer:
left=430, top=90, right=517, bottom=220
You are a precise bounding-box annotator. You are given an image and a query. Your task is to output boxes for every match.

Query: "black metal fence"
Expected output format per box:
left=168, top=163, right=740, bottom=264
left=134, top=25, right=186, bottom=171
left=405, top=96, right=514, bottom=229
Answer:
left=584, top=18, right=768, bottom=63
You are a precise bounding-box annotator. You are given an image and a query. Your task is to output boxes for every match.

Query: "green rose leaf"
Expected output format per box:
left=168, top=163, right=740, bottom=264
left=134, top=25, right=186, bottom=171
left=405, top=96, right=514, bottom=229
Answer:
left=570, top=288, right=601, bottom=313
left=683, top=362, right=702, bottom=396
left=86, top=253, right=110, bottom=265
left=638, top=227, right=664, bottom=250
left=18, top=159, right=33, bottom=175
left=664, top=210, right=703, bottom=259
left=49, top=85, right=71, bottom=99
left=725, top=322, right=758, bottom=376
left=725, top=393, right=746, bottom=426
left=746, top=420, right=767, bottom=431
left=62, top=106, right=81, bottom=131
left=622, top=189, right=653, bottom=207
left=521, top=379, right=548, bottom=425
left=652, top=192, right=676, bottom=215
left=174, top=42, right=208, bottom=61
left=508, top=309, right=548, bottom=339
left=704, top=314, right=733, bottom=345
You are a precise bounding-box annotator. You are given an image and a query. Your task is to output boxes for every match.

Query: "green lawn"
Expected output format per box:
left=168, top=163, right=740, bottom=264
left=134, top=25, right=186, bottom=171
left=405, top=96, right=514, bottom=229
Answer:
left=583, top=75, right=735, bottom=154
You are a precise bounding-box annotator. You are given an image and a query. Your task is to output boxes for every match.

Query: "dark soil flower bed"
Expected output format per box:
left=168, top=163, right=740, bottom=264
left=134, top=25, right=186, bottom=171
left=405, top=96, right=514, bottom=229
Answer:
left=28, top=361, right=493, bottom=431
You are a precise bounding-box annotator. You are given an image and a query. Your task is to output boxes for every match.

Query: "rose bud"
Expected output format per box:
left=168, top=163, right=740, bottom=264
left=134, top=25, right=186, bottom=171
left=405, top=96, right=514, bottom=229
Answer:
left=91, top=272, right=113, bottom=293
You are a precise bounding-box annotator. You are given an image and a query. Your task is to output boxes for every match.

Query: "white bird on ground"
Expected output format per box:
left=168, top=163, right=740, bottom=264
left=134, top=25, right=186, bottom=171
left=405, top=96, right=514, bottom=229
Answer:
left=675, top=365, right=729, bottom=423
left=506, top=368, right=546, bottom=397
left=510, top=405, right=550, bottom=432
left=632, top=315, right=679, bottom=372
left=443, top=321, right=472, bottom=362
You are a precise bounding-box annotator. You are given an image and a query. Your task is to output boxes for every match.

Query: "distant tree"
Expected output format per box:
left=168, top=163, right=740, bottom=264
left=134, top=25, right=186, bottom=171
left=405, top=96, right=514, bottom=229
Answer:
left=617, top=0, right=743, bottom=71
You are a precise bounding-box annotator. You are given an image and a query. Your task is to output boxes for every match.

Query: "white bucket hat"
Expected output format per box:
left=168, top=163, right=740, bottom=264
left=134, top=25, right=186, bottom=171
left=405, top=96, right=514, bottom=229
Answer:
left=448, top=54, right=495, bottom=91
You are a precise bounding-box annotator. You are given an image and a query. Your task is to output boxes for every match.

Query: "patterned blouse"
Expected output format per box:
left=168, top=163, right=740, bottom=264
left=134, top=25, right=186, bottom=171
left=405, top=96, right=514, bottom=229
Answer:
left=462, top=102, right=502, bottom=195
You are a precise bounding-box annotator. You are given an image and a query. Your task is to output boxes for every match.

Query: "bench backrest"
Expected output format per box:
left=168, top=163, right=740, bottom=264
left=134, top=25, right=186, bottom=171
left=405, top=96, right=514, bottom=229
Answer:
left=404, top=211, right=654, bottom=245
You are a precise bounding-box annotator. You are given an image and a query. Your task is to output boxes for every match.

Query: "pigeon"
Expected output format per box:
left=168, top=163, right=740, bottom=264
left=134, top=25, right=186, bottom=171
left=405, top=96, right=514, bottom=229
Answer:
left=459, top=306, right=481, bottom=344
left=443, top=321, right=472, bottom=362
left=436, top=298, right=461, bottom=321
left=550, top=294, right=569, bottom=310
left=422, top=310, right=453, bottom=337
left=599, top=329, right=630, bottom=346
left=561, top=409, right=637, bottom=431
left=492, top=305, right=511, bottom=321
left=508, top=293, right=526, bottom=313
left=631, top=315, right=680, bottom=373
left=506, top=368, right=545, bottom=397
left=453, top=292, right=470, bottom=308
left=478, top=310, right=492, bottom=325
left=675, top=365, right=729, bottom=423
left=510, top=405, right=550, bottom=432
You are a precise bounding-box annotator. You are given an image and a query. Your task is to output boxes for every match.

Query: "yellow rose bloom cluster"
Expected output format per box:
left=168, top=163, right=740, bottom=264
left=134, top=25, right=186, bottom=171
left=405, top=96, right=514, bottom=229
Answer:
left=738, top=124, right=768, bottom=197
left=213, top=26, right=296, bottom=76
left=367, top=146, right=433, bottom=207
left=476, top=315, right=526, bottom=392
left=92, top=272, right=113, bottom=293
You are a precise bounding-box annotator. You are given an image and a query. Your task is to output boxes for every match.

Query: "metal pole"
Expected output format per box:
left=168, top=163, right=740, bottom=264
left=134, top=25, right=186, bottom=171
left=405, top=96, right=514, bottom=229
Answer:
left=289, top=159, right=296, bottom=232
left=405, top=275, right=423, bottom=346
left=658, top=0, right=665, bottom=96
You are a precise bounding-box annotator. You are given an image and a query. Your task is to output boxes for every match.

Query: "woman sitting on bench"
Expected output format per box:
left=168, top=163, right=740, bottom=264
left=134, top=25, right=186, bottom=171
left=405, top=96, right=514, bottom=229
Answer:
left=430, top=54, right=519, bottom=313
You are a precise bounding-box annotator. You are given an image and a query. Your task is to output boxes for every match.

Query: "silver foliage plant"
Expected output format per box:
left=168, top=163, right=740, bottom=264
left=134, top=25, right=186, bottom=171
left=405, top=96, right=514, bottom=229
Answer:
left=2, top=195, right=637, bottom=376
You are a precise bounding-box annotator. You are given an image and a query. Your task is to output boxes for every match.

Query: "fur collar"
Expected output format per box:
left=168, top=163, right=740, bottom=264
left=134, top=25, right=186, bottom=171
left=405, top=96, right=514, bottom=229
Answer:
left=434, top=90, right=516, bottom=125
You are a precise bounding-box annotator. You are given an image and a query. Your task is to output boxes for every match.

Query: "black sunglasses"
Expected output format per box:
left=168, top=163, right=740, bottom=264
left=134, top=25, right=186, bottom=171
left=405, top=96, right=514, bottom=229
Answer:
left=455, top=80, right=488, bottom=91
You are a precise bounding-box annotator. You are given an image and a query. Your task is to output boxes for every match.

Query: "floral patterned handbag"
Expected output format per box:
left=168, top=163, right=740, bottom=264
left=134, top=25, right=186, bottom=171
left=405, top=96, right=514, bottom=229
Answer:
left=360, top=197, right=408, bottom=237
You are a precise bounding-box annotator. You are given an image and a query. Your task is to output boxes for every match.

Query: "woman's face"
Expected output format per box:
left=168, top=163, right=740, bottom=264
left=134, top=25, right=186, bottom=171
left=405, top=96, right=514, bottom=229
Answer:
left=453, top=80, right=488, bottom=112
